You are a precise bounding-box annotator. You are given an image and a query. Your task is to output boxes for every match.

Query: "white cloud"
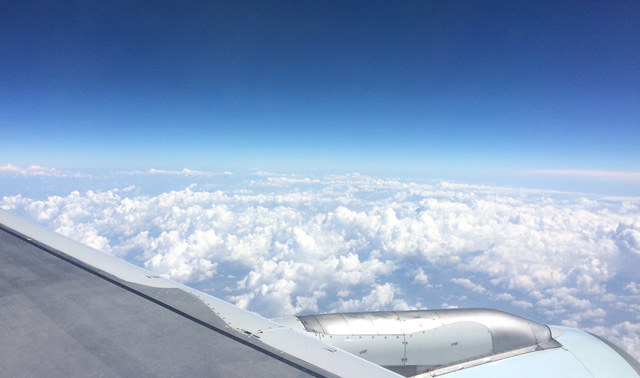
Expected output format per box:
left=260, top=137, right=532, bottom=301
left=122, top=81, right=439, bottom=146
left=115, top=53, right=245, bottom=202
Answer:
left=145, top=168, right=216, bottom=176
left=615, top=222, right=640, bottom=256
left=332, top=283, right=397, bottom=312
left=451, top=278, right=487, bottom=294
left=412, top=267, right=429, bottom=285
left=530, top=170, right=640, bottom=182
left=0, top=163, right=87, bottom=178
left=512, top=300, right=533, bottom=309
left=625, top=282, right=640, bottom=295
left=3, top=171, right=640, bottom=359
left=494, top=293, right=514, bottom=301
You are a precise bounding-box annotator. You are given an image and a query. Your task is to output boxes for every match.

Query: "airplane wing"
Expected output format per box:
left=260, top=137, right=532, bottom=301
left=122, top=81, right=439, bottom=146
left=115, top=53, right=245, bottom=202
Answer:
left=1, top=209, right=639, bottom=377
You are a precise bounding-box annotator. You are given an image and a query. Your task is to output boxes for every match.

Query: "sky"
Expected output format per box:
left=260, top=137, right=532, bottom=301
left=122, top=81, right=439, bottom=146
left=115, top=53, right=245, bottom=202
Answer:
left=1, top=0, right=640, bottom=363
left=1, top=1, right=639, bottom=191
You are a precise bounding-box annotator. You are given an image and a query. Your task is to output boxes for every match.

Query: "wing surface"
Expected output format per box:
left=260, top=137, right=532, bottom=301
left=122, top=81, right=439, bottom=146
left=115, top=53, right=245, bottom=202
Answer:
left=0, top=209, right=400, bottom=378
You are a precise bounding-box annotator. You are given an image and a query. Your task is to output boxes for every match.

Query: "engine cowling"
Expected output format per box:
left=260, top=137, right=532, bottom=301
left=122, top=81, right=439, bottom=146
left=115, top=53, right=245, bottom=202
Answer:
left=274, top=308, right=561, bottom=376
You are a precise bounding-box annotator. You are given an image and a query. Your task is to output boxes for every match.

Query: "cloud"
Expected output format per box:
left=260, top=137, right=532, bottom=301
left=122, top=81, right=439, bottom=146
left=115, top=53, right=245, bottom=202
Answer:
left=451, top=278, right=487, bottom=293
left=131, top=168, right=219, bottom=176
left=333, top=283, right=398, bottom=312
left=615, top=222, right=640, bottom=256
left=530, top=169, right=640, bottom=182
left=412, top=267, right=429, bottom=285
left=624, top=282, right=640, bottom=295
left=3, top=171, right=640, bottom=359
left=512, top=300, right=533, bottom=309
left=494, top=293, right=514, bottom=301
left=0, top=164, right=87, bottom=178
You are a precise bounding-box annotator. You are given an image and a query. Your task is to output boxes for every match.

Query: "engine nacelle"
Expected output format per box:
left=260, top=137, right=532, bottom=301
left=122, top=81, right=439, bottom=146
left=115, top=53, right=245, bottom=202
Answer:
left=274, top=308, right=561, bottom=376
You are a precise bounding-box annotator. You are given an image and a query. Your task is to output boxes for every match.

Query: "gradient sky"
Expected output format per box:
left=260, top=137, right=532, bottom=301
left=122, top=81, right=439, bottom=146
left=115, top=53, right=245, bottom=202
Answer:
left=1, top=1, right=639, bottom=185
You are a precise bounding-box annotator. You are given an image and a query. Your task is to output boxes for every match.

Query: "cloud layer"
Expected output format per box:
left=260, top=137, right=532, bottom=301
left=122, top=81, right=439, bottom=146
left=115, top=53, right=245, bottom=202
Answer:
left=531, top=169, right=640, bottom=181
left=2, top=172, right=639, bottom=360
left=0, top=164, right=87, bottom=178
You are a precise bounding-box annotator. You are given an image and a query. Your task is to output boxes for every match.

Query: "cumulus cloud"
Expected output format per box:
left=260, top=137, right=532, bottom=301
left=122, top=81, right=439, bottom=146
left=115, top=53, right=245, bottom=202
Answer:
left=615, top=222, right=640, bottom=256
left=412, top=267, right=429, bottom=285
left=451, top=278, right=487, bottom=293
left=2, top=171, right=640, bottom=360
left=625, top=283, right=640, bottom=295
left=333, top=283, right=399, bottom=312
left=512, top=300, right=534, bottom=309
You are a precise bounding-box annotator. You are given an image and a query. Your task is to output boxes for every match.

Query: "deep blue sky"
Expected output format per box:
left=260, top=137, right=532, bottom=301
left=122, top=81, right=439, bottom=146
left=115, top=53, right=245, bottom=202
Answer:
left=1, top=1, right=639, bottom=185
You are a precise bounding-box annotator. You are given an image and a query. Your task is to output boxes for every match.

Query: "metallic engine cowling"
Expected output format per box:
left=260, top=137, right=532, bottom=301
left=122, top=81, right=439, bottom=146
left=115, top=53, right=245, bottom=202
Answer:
left=276, top=308, right=561, bottom=376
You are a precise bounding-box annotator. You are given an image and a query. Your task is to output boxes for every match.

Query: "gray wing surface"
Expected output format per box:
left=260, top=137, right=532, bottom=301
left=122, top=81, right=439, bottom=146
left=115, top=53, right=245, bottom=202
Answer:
left=0, top=210, right=400, bottom=378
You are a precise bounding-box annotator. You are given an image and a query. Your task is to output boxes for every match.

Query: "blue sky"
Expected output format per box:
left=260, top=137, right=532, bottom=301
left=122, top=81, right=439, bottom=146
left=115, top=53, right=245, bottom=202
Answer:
left=1, top=1, right=639, bottom=190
